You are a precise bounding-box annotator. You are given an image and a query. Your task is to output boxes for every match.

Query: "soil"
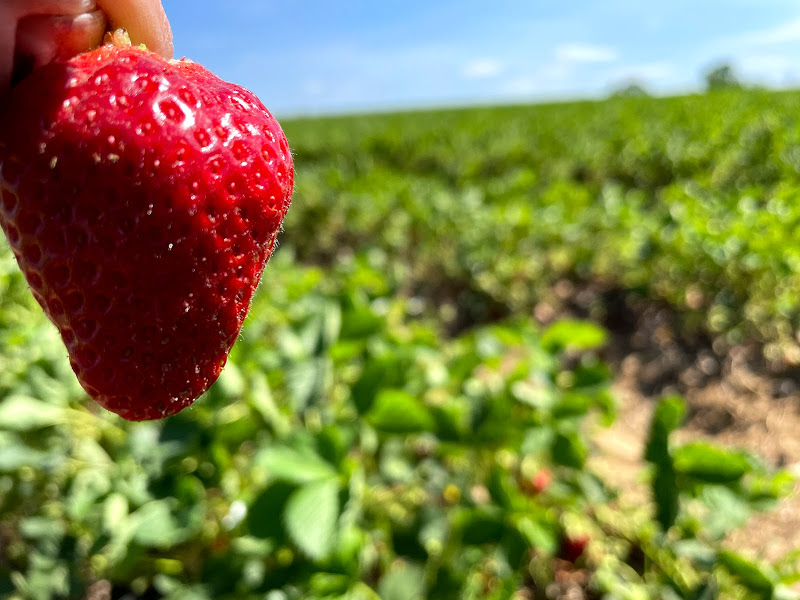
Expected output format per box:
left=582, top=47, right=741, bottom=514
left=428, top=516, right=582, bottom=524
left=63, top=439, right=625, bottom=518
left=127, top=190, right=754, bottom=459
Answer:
left=539, top=282, right=800, bottom=566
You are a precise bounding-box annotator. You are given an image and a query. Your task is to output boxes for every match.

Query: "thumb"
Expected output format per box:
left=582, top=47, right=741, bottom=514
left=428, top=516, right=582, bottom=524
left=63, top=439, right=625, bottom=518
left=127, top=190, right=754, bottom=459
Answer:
left=95, top=0, right=173, bottom=58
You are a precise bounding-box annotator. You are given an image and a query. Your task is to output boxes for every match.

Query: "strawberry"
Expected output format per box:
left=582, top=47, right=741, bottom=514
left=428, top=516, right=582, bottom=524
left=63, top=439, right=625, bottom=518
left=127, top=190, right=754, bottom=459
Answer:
left=528, top=468, right=553, bottom=495
left=0, top=32, right=294, bottom=420
left=559, top=534, right=590, bottom=563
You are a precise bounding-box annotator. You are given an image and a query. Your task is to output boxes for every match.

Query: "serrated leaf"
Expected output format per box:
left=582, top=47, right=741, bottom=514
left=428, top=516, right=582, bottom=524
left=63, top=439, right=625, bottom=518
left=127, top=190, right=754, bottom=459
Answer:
left=286, top=358, right=328, bottom=411
left=284, top=479, right=340, bottom=561
left=366, top=389, right=435, bottom=434
left=256, top=445, right=337, bottom=485
left=541, top=320, right=607, bottom=353
left=673, top=442, right=752, bottom=483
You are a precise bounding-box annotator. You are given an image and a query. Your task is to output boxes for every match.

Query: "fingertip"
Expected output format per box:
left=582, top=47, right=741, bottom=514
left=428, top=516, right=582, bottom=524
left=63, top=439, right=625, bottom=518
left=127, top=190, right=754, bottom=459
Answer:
left=97, top=0, right=173, bottom=59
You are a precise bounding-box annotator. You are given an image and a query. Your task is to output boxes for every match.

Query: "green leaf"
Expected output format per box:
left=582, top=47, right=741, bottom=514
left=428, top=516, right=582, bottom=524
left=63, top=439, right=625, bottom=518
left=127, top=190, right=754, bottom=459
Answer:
left=517, top=516, right=559, bottom=555
left=699, top=485, right=752, bottom=540
left=551, top=429, right=587, bottom=469
left=19, top=517, right=66, bottom=541
left=0, top=395, right=64, bottom=431
left=718, top=550, right=778, bottom=594
left=541, top=320, right=607, bottom=353
left=309, top=573, right=350, bottom=596
left=456, top=508, right=506, bottom=545
left=131, top=478, right=206, bottom=549
left=352, top=356, right=406, bottom=414
left=652, top=459, right=680, bottom=532
left=344, top=583, right=383, bottom=600
left=673, top=442, right=752, bottom=483
left=131, top=500, right=184, bottom=548
left=366, top=389, right=435, bottom=434
left=551, top=392, right=593, bottom=419
left=256, top=445, right=337, bottom=485
left=286, top=358, right=328, bottom=411
left=247, top=481, right=296, bottom=539
left=0, top=445, right=53, bottom=472
left=67, top=469, right=112, bottom=521
left=645, top=395, right=686, bottom=464
left=340, top=306, right=384, bottom=340
left=284, top=479, right=340, bottom=561
left=645, top=396, right=684, bottom=531
left=377, top=563, right=426, bottom=600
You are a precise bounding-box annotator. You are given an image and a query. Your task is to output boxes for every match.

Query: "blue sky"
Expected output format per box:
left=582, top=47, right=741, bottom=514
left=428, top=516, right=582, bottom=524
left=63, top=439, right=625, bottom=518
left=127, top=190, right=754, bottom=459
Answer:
left=164, top=0, right=800, bottom=116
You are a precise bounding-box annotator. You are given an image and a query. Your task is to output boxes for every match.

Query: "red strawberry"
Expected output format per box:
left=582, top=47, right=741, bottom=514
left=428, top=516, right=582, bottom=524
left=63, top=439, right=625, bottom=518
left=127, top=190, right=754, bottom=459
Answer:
left=0, top=33, right=294, bottom=420
left=559, top=535, right=590, bottom=563
left=529, top=468, right=552, bottom=495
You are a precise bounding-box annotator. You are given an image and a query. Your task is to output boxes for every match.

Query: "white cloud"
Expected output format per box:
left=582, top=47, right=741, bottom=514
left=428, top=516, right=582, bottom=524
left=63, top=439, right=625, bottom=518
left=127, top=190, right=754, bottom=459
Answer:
left=740, top=18, right=800, bottom=45
left=462, top=58, right=504, bottom=79
left=555, top=43, right=618, bottom=63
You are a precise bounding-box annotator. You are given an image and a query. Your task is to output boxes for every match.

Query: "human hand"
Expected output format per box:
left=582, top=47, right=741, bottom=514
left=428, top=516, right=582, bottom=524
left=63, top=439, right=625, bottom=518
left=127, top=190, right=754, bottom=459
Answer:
left=96, top=0, right=172, bottom=58
left=2, top=0, right=172, bottom=97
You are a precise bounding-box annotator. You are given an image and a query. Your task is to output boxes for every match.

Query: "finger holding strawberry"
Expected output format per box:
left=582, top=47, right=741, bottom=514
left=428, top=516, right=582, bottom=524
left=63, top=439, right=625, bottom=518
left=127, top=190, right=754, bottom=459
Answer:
left=2, top=0, right=172, bottom=96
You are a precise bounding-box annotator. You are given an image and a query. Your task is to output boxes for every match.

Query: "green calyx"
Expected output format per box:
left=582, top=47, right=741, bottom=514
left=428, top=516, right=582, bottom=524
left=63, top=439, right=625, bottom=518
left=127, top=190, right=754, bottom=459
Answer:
left=103, top=29, right=147, bottom=51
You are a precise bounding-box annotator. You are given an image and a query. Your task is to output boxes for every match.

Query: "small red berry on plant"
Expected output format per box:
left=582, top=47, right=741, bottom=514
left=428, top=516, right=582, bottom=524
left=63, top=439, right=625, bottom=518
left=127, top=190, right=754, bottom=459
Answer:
left=560, top=534, right=590, bottom=563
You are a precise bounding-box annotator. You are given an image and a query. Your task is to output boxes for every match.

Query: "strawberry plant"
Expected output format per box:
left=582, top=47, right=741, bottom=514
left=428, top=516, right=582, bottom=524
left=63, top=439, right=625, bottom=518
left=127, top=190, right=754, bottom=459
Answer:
left=1, top=71, right=800, bottom=599
left=0, top=251, right=795, bottom=599
left=281, top=89, right=800, bottom=361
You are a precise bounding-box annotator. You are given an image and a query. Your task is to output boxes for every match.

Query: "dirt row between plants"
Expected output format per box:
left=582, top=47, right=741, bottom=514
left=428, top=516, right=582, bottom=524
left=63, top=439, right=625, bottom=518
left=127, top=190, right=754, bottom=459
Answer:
left=538, top=281, right=800, bottom=564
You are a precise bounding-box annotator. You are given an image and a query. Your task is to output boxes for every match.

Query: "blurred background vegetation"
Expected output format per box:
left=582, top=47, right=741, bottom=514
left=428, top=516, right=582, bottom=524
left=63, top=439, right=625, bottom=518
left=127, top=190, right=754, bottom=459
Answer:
left=5, top=79, right=800, bottom=599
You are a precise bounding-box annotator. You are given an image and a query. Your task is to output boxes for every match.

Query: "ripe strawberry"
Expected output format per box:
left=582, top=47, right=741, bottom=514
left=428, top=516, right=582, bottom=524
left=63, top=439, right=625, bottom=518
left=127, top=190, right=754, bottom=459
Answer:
left=0, top=33, right=294, bottom=420
left=529, top=468, right=553, bottom=494
left=559, top=534, right=590, bottom=563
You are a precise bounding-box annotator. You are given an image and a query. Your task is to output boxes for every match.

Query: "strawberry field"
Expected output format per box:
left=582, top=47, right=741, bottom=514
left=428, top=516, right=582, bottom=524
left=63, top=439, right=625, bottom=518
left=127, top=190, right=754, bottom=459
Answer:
left=4, top=88, right=800, bottom=599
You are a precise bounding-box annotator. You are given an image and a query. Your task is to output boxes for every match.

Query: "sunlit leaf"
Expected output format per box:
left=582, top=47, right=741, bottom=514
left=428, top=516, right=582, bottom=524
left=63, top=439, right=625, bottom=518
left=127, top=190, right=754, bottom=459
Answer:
left=284, top=479, right=340, bottom=561
left=256, top=445, right=337, bottom=485
left=366, top=389, right=435, bottom=434
left=541, top=320, right=608, bottom=353
left=673, top=442, right=752, bottom=483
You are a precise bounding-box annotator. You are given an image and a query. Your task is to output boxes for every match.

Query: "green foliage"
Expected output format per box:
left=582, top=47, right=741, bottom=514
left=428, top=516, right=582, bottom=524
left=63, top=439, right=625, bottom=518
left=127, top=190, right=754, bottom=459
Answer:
left=2, top=90, right=800, bottom=598
left=281, top=91, right=800, bottom=361
left=705, top=64, right=742, bottom=92
left=0, top=248, right=795, bottom=599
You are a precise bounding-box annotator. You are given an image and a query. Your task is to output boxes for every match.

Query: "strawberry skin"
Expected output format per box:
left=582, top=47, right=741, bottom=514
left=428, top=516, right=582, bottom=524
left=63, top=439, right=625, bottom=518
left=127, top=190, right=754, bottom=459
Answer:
left=0, top=43, right=294, bottom=420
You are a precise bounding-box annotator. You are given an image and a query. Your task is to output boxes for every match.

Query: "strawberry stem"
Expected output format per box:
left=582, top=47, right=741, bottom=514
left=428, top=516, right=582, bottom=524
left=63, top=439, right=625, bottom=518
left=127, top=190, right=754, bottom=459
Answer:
left=103, top=29, right=132, bottom=47
left=103, top=28, right=147, bottom=52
